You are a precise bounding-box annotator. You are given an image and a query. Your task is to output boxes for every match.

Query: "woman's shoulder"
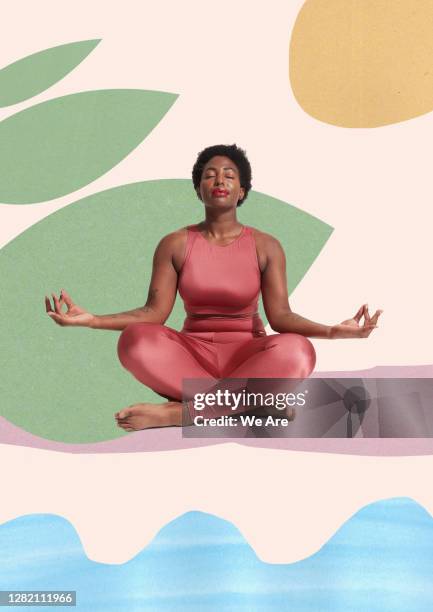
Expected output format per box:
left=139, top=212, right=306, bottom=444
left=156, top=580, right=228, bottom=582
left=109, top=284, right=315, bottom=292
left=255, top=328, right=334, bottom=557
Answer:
left=159, top=226, right=200, bottom=259
left=152, top=227, right=188, bottom=260
left=158, top=227, right=189, bottom=245
left=248, top=226, right=282, bottom=250
left=152, top=228, right=190, bottom=272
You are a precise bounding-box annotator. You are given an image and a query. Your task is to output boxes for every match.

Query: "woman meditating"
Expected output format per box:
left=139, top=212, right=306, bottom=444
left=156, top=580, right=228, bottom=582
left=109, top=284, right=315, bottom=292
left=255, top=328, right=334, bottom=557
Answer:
left=45, top=144, right=382, bottom=431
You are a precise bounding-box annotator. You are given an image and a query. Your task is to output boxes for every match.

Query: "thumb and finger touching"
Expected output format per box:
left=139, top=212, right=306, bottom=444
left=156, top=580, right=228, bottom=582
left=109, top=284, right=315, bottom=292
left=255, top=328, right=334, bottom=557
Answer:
left=361, top=304, right=384, bottom=329
left=60, top=289, right=74, bottom=308
left=370, top=309, right=383, bottom=325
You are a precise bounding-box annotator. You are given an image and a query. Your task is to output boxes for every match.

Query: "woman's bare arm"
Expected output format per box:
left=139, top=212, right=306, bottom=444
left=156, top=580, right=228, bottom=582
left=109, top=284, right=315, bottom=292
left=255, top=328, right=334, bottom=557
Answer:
left=46, top=231, right=185, bottom=331
left=259, top=233, right=382, bottom=339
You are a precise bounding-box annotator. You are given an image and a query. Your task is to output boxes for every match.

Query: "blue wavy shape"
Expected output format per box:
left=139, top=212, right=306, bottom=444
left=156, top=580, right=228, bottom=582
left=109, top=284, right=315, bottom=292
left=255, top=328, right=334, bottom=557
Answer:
left=0, top=498, right=432, bottom=610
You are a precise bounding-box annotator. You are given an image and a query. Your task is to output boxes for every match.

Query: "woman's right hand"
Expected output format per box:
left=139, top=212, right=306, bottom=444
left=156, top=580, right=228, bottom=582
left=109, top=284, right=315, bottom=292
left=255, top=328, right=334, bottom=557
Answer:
left=45, top=289, right=95, bottom=328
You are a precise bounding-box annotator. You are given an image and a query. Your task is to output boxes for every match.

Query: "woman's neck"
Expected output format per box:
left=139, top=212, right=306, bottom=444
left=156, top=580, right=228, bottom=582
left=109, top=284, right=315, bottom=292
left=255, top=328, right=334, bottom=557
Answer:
left=200, top=212, right=243, bottom=239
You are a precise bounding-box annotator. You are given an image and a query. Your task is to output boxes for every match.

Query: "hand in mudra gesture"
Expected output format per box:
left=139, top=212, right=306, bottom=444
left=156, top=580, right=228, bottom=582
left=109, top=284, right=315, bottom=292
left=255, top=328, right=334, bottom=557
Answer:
left=330, top=304, right=383, bottom=339
left=45, top=289, right=94, bottom=327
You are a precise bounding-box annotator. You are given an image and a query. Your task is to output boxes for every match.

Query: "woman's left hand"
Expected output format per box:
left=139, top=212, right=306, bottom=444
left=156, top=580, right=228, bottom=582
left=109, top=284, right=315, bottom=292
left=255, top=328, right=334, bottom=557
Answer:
left=330, top=304, right=383, bottom=339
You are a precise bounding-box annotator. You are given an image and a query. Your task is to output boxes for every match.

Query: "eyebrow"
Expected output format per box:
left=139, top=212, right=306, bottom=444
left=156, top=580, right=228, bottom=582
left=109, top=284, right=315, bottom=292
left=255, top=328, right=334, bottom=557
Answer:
left=204, top=166, right=238, bottom=172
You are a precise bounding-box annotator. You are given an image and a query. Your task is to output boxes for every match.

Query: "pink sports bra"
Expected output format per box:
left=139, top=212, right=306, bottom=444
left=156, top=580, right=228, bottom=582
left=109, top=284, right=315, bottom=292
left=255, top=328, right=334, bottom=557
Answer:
left=178, top=224, right=266, bottom=335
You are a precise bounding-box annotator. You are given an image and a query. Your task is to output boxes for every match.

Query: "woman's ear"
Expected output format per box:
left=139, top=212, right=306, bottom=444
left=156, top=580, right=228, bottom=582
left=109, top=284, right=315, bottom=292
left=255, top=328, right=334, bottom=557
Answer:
left=238, top=187, right=245, bottom=202
left=195, top=188, right=202, bottom=201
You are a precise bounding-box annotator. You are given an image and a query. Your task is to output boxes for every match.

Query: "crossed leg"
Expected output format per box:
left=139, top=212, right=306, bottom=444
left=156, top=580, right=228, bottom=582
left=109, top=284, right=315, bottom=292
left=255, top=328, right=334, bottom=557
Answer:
left=182, top=331, right=317, bottom=421
left=115, top=323, right=218, bottom=430
left=115, top=322, right=316, bottom=430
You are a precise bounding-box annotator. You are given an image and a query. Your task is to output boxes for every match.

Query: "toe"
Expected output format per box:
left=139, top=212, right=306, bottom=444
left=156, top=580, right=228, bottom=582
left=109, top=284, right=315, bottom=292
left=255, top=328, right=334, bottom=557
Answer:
left=117, top=421, right=130, bottom=429
left=117, top=408, right=131, bottom=419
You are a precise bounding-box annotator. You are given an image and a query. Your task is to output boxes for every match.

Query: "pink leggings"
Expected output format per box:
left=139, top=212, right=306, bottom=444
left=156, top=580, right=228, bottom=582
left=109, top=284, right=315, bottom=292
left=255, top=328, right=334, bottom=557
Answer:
left=117, top=323, right=316, bottom=421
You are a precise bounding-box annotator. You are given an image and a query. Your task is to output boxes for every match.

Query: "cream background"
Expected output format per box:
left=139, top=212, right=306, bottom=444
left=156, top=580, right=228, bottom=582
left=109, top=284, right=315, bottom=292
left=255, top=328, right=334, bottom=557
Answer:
left=1, top=0, right=432, bottom=567
left=1, top=443, right=432, bottom=564
left=1, top=0, right=430, bottom=371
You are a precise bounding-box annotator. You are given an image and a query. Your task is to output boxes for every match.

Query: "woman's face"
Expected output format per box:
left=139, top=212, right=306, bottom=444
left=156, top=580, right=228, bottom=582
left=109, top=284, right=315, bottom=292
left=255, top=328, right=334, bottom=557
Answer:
left=198, top=155, right=245, bottom=208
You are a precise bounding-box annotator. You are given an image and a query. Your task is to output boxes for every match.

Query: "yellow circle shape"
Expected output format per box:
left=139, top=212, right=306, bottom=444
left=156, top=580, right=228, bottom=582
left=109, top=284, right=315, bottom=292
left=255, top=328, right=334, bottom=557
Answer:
left=290, top=0, right=433, bottom=127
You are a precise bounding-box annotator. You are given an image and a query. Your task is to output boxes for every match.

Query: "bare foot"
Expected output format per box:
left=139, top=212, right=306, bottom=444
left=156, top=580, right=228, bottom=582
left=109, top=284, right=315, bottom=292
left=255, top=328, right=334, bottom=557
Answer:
left=115, top=401, right=182, bottom=431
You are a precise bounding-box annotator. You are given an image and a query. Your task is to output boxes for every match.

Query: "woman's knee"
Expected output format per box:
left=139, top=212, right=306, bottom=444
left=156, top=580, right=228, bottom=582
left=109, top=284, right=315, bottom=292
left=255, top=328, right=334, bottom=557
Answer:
left=271, top=333, right=316, bottom=378
left=117, top=322, right=166, bottom=368
left=296, top=334, right=316, bottom=377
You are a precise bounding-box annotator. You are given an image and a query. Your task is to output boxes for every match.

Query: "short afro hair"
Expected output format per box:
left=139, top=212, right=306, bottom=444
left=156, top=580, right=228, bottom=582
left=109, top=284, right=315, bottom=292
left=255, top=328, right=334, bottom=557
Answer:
left=192, top=144, right=252, bottom=206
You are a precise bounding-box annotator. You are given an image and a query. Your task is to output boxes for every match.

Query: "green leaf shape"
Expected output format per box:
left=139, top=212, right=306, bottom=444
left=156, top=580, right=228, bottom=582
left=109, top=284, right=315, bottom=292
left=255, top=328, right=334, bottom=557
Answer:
left=0, top=90, right=178, bottom=203
left=0, top=180, right=332, bottom=442
left=0, top=40, right=101, bottom=107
